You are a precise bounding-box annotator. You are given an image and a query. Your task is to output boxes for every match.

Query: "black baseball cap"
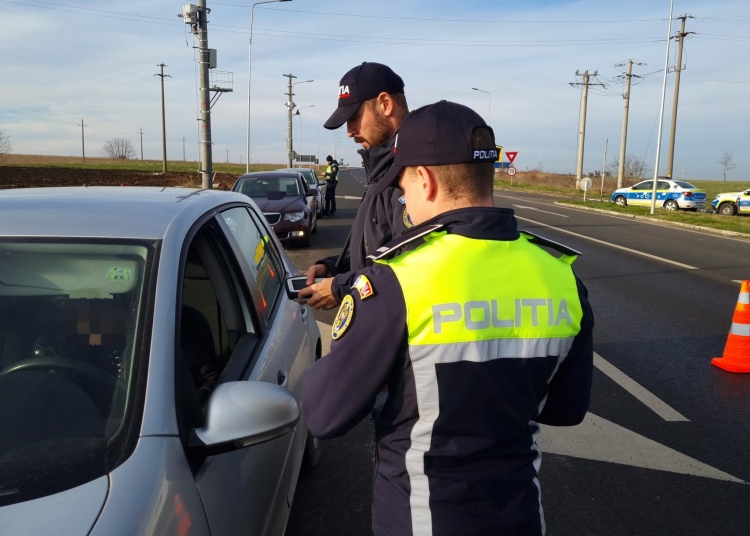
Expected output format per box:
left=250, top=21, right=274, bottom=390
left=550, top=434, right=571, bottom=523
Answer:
left=372, top=101, right=497, bottom=195
left=324, top=62, right=405, bottom=130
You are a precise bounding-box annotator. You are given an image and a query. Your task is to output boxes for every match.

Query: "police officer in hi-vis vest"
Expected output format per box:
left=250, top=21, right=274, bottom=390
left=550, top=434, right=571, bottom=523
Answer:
left=302, top=101, right=594, bottom=536
left=323, top=155, right=339, bottom=215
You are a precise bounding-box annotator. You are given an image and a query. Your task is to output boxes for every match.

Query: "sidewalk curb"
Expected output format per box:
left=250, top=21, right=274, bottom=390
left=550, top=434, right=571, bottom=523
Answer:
left=554, top=202, right=750, bottom=240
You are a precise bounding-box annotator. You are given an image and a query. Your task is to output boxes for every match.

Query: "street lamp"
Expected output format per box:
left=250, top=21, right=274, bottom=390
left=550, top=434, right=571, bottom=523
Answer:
left=471, top=87, right=491, bottom=126
left=246, top=0, right=292, bottom=173
left=295, top=105, right=315, bottom=168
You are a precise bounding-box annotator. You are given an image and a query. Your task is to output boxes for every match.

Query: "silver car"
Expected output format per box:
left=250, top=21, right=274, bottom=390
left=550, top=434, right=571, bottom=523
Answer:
left=0, top=187, right=321, bottom=536
left=277, top=168, right=326, bottom=217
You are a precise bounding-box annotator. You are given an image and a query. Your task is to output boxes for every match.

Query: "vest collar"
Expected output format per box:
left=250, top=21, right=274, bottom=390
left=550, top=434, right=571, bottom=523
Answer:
left=367, top=207, right=519, bottom=264
left=417, top=207, right=519, bottom=241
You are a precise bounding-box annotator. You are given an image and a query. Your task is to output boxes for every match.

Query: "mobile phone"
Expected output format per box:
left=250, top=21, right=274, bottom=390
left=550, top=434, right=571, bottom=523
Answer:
left=285, top=276, right=324, bottom=299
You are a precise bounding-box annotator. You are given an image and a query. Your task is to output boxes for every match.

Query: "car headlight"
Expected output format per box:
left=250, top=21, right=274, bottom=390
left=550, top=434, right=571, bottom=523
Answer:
left=284, top=211, right=306, bottom=222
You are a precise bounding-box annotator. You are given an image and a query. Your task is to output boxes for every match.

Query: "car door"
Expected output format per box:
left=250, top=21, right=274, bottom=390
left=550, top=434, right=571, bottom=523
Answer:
left=628, top=181, right=648, bottom=205
left=740, top=191, right=750, bottom=214
left=187, top=212, right=296, bottom=536
left=657, top=181, right=672, bottom=204
left=218, top=204, right=313, bottom=530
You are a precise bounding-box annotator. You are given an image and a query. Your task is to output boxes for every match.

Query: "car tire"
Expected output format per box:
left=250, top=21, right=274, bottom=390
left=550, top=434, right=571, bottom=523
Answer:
left=303, top=342, right=322, bottom=471
left=719, top=202, right=736, bottom=216
left=614, top=196, right=627, bottom=207
left=664, top=199, right=679, bottom=211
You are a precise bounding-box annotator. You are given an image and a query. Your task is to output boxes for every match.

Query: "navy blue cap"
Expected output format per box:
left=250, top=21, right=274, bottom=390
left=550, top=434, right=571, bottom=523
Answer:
left=324, top=62, right=405, bottom=130
left=373, top=101, right=497, bottom=194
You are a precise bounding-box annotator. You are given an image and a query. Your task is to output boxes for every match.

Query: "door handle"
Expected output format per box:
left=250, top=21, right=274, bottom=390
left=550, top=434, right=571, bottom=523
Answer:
left=300, top=305, right=308, bottom=322
left=277, top=370, right=288, bottom=387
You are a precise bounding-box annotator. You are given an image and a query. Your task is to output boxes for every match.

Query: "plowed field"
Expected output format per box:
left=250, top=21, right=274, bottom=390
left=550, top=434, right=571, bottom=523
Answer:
left=0, top=166, right=237, bottom=190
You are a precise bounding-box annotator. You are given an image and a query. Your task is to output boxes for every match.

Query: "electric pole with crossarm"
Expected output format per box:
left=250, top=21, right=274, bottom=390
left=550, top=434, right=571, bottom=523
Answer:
left=155, top=64, right=171, bottom=172
left=570, top=71, right=604, bottom=187
left=665, top=14, right=695, bottom=179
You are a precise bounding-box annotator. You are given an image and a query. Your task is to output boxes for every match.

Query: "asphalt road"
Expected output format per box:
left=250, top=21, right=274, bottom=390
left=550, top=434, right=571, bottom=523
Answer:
left=284, top=170, right=750, bottom=536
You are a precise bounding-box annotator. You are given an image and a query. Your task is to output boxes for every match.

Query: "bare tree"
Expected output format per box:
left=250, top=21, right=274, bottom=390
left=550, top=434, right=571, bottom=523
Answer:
left=606, top=153, right=650, bottom=185
left=0, top=130, right=12, bottom=159
left=718, top=152, right=737, bottom=181
left=102, top=138, right=136, bottom=160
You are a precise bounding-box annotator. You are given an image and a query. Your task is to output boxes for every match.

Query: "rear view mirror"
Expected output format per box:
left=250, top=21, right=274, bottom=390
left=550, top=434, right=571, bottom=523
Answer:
left=192, top=381, right=299, bottom=456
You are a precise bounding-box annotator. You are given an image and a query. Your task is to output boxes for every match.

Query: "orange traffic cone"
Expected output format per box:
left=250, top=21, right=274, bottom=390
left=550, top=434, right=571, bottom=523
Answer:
left=712, top=280, right=750, bottom=373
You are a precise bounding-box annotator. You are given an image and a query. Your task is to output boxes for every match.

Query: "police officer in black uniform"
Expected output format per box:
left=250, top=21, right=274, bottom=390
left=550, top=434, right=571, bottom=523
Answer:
left=302, top=101, right=595, bottom=536
left=323, top=155, right=339, bottom=215
left=302, top=62, right=411, bottom=310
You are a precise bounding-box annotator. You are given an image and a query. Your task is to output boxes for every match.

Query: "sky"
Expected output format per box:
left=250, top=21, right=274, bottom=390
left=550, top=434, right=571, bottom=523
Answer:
left=1, top=0, right=749, bottom=180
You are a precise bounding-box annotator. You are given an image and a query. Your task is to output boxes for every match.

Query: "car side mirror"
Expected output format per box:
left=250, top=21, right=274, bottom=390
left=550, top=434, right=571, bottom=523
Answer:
left=191, top=381, right=299, bottom=457
left=308, top=188, right=318, bottom=196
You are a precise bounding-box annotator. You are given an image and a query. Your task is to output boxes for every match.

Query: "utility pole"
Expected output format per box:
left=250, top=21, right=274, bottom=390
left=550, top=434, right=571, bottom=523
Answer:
left=138, top=129, right=144, bottom=160
left=649, top=0, right=675, bottom=215
left=617, top=60, right=643, bottom=189
left=198, top=1, right=213, bottom=189
left=78, top=118, right=87, bottom=163
left=226, top=149, right=229, bottom=164
left=284, top=73, right=297, bottom=169
left=600, top=138, right=608, bottom=201
left=570, top=71, right=602, bottom=187
left=156, top=64, right=170, bottom=173
left=666, top=14, right=694, bottom=178
left=182, top=137, right=186, bottom=161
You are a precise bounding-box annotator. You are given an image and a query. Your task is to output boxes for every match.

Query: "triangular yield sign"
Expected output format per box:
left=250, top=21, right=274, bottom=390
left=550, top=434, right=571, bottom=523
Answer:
left=506, top=151, right=518, bottom=164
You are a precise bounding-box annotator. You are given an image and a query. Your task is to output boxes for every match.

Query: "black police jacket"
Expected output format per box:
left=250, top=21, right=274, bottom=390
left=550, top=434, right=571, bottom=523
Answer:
left=302, top=207, right=595, bottom=536
left=316, top=134, right=410, bottom=301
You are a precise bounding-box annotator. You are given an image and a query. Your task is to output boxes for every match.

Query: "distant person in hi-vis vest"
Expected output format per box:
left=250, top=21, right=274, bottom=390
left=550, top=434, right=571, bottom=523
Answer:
left=302, top=101, right=595, bottom=536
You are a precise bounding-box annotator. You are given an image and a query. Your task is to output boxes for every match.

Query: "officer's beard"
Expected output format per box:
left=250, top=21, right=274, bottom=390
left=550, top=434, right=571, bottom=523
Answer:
left=354, top=116, right=396, bottom=149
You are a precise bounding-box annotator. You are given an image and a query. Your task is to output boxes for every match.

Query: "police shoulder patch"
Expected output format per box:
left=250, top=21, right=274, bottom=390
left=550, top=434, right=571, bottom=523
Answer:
left=352, top=275, right=375, bottom=300
left=332, top=294, right=355, bottom=340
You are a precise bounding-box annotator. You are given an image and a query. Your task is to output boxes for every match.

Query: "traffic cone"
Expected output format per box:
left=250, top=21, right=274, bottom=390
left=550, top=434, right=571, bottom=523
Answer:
left=712, top=280, right=750, bottom=373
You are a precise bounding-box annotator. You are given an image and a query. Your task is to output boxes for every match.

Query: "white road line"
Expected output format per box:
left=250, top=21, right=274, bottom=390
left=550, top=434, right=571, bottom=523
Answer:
left=512, top=204, right=569, bottom=217
left=594, top=353, right=688, bottom=422
left=539, top=413, right=744, bottom=483
left=515, top=215, right=699, bottom=270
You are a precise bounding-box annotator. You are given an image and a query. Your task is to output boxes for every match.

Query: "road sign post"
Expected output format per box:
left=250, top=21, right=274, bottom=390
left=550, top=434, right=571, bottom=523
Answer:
left=581, top=177, right=593, bottom=202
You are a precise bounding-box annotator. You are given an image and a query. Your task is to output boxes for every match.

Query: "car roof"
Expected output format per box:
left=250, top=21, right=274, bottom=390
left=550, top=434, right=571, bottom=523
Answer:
left=238, top=171, right=303, bottom=179
left=0, top=187, right=248, bottom=239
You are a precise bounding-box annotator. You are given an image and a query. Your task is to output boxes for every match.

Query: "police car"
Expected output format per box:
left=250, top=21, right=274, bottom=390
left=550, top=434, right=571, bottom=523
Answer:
left=611, top=179, right=706, bottom=211
left=711, top=189, right=750, bottom=216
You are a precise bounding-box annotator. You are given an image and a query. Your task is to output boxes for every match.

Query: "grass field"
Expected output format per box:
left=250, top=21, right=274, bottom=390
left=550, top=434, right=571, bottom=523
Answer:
left=0, top=154, right=297, bottom=175
left=559, top=200, right=750, bottom=235
left=494, top=170, right=750, bottom=202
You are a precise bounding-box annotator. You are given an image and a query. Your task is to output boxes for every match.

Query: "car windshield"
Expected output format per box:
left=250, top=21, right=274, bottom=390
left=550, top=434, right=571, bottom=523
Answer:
left=0, top=240, right=154, bottom=507
left=673, top=181, right=697, bottom=189
left=237, top=177, right=300, bottom=197
left=303, top=172, right=317, bottom=187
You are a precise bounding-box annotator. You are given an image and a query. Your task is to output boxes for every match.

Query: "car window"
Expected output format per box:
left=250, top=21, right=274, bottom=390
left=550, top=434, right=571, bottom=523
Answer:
left=0, top=240, right=154, bottom=507
left=237, top=177, right=300, bottom=198
left=304, top=171, right=317, bottom=187
left=657, top=181, right=671, bottom=190
left=673, top=181, right=697, bottom=189
left=220, top=207, right=282, bottom=323
left=632, top=182, right=651, bottom=190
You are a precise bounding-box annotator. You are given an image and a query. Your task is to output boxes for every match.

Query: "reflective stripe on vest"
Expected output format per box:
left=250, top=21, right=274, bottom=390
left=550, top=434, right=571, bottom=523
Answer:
left=378, top=232, right=583, bottom=536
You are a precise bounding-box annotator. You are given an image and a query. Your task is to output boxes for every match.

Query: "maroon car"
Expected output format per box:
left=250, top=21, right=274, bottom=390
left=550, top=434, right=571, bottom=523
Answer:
left=232, top=171, right=318, bottom=246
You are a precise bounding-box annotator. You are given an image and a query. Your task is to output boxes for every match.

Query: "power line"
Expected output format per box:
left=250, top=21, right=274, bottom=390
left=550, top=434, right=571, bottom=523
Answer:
left=251, top=5, right=668, bottom=24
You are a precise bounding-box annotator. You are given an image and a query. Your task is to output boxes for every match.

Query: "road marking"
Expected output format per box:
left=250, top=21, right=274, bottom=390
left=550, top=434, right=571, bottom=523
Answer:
left=515, top=215, right=699, bottom=270
left=733, top=280, right=745, bottom=284
left=594, top=353, right=688, bottom=421
left=512, top=204, right=569, bottom=217
left=539, top=413, right=744, bottom=483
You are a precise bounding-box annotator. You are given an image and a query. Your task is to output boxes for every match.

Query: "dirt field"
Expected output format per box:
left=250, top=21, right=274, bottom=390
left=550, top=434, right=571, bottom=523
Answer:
left=0, top=165, right=239, bottom=191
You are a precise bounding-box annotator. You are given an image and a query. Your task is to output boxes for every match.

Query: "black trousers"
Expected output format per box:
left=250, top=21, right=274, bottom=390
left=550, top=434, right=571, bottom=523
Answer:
left=325, top=181, right=337, bottom=213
